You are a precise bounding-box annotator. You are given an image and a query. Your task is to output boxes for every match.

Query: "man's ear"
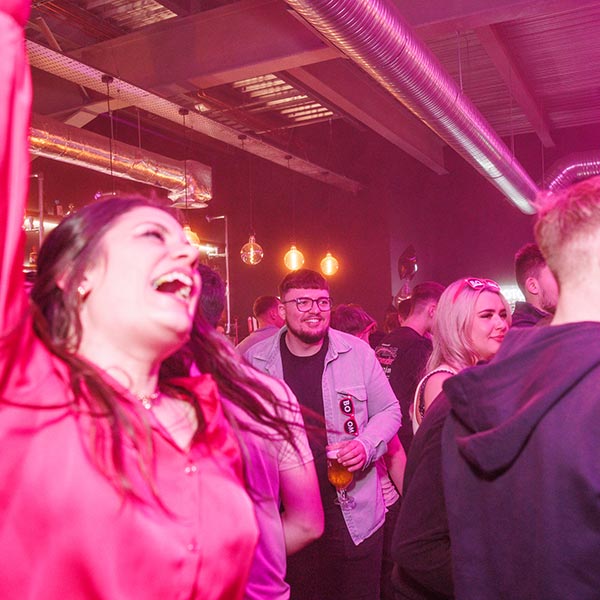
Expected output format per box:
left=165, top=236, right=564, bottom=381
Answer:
left=428, top=302, right=437, bottom=319
left=525, top=276, right=539, bottom=296
left=278, top=302, right=286, bottom=321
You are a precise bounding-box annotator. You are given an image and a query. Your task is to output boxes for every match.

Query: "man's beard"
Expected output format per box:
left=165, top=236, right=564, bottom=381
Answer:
left=287, top=320, right=329, bottom=345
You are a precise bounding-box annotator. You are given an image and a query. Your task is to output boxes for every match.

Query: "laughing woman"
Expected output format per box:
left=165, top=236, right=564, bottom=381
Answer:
left=1, top=30, right=258, bottom=591
left=1, top=194, right=259, bottom=599
left=1, top=8, right=258, bottom=597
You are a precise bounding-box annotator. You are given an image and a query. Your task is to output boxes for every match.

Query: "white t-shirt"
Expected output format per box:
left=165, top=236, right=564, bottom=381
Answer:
left=223, top=370, right=314, bottom=600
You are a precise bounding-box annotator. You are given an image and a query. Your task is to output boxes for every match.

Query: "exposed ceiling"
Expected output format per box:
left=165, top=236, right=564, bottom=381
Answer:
left=25, top=0, right=600, bottom=202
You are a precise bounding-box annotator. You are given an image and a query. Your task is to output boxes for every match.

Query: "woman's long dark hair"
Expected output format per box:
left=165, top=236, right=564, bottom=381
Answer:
left=30, top=195, right=205, bottom=501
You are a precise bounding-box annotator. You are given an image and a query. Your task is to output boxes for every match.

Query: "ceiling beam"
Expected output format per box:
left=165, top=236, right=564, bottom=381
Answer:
left=155, top=0, right=192, bottom=16
left=69, top=0, right=341, bottom=94
left=31, top=0, right=125, bottom=42
left=396, top=0, right=600, bottom=39
left=28, top=41, right=362, bottom=194
left=288, top=60, right=447, bottom=174
left=65, top=0, right=446, bottom=171
left=475, top=24, right=554, bottom=147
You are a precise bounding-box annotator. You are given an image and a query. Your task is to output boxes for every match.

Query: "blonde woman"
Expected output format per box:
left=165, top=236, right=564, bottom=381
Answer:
left=392, top=277, right=510, bottom=599
left=412, top=277, right=511, bottom=432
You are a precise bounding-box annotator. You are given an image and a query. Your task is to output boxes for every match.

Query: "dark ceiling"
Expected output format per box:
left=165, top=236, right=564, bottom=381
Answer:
left=26, top=0, right=600, bottom=202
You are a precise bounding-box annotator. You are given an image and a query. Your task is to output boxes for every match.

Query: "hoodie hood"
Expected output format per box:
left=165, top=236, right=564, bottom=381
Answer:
left=443, top=322, right=600, bottom=475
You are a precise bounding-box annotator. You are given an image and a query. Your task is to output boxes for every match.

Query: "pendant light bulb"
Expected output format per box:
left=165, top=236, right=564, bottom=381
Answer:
left=320, top=252, right=339, bottom=276
left=240, top=234, right=264, bottom=265
left=284, top=245, right=305, bottom=271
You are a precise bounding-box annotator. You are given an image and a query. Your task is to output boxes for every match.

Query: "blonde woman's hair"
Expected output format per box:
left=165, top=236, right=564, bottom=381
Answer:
left=427, top=278, right=511, bottom=372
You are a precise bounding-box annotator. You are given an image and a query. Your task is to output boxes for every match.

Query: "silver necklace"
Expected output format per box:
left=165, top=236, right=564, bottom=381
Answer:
left=137, top=391, right=160, bottom=410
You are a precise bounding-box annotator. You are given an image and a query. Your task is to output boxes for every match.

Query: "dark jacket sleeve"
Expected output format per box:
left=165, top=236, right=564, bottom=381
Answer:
left=391, top=394, right=454, bottom=599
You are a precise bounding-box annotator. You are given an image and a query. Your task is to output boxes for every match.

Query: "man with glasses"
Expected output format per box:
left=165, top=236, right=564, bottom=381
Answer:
left=244, top=269, right=401, bottom=600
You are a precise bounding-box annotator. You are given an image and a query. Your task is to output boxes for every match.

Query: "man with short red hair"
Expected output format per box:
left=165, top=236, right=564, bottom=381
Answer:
left=443, top=176, right=600, bottom=599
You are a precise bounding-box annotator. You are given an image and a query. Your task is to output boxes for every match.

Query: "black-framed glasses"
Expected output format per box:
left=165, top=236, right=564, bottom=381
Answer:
left=282, top=297, right=333, bottom=312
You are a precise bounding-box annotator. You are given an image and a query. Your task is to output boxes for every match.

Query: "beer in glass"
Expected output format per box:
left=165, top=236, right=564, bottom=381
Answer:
left=326, top=444, right=356, bottom=509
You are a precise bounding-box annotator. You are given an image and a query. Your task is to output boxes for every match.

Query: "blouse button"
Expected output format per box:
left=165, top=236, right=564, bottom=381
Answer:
left=184, top=462, right=198, bottom=475
left=187, top=540, right=198, bottom=552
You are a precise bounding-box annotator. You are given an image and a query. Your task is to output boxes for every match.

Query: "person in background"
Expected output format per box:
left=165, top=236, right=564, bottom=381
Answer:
left=197, top=263, right=227, bottom=328
left=397, top=298, right=413, bottom=327
left=442, top=177, right=600, bottom=599
left=392, top=277, right=510, bottom=599
left=332, top=302, right=407, bottom=600
left=164, top=269, right=324, bottom=600
left=375, top=283, right=445, bottom=453
left=237, top=295, right=285, bottom=354
left=244, top=269, right=402, bottom=600
left=331, top=303, right=378, bottom=343
left=371, top=303, right=402, bottom=348
left=511, top=242, right=558, bottom=327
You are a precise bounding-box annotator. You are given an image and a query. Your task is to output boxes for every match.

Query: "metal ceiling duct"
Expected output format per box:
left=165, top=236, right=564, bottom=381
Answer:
left=283, top=0, right=539, bottom=214
left=30, top=113, right=212, bottom=207
left=543, top=151, right=600, bottom=192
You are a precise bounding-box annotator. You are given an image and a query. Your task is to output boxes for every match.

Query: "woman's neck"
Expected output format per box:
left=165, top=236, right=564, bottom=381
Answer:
left=77, top=336, right=160, bottom=398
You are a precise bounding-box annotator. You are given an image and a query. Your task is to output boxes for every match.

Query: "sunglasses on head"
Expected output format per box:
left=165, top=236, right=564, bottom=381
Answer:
left=453, top=278, right=500, bottom=302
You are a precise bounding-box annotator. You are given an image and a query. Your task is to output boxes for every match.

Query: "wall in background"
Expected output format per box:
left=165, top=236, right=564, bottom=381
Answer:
left=27, top=119, right=600, bottom=338
left=387, top=122, right=600, bottom=299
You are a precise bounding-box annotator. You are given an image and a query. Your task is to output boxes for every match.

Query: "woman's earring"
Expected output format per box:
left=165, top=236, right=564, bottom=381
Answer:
left=77, top=285, right=87, bottom=299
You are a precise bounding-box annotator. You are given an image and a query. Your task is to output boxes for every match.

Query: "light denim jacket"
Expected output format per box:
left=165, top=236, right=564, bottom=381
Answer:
left=244, top=327, right=402, bottom=544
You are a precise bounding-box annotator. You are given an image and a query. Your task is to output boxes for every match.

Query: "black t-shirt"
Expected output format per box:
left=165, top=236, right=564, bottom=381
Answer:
left=375, top=326, right=432, bottom=452
left=280, top=334, right=328, bottom=424
left=280, top=335, right=337, bottom=510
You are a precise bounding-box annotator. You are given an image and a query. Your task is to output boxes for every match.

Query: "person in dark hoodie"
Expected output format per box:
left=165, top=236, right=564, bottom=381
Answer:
left=442, top=175, right=600, bottom=600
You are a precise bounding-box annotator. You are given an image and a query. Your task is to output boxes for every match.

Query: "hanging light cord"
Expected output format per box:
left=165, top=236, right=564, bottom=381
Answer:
left=285, top=155, right=295, bottom=243
left=325, top=120, right=334, bottom=249
left=102, top=74, right=115, bottom=194
left=238, top=134, right=255, bottom=236
left=136, top=107, right=142, bottom=149
left=179, top=108, right=190, bottom=215
left=249, top=147, right=255, bottom=237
